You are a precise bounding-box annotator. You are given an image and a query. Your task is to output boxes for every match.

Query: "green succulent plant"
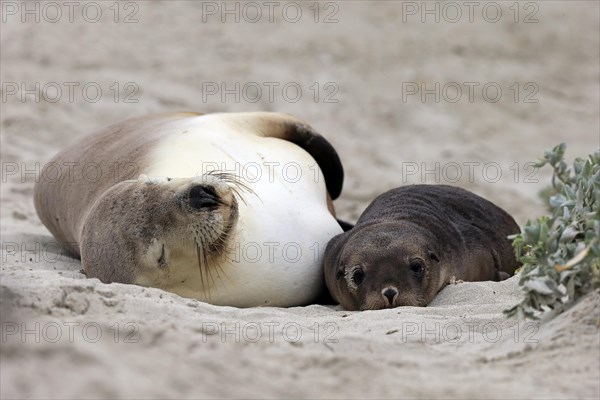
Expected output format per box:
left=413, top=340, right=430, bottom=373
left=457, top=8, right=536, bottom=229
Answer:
left=505, top=143, right=600, bottom=319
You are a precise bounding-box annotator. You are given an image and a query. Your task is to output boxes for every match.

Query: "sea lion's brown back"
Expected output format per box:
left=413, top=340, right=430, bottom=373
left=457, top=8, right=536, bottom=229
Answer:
left=359, top=184, right=520, bottom=275
left=33, top=112, right=197, bottom=254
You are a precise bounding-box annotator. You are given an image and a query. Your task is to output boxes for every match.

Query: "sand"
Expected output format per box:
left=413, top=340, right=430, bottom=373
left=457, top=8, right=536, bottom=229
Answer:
left=1, top=1, right=599, bottom=399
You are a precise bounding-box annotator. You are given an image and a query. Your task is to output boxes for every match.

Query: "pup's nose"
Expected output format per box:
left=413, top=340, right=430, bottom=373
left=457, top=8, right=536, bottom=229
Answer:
left=189, top=185, right=220, bottom=209
left=382, top=287, right=398, bottom=305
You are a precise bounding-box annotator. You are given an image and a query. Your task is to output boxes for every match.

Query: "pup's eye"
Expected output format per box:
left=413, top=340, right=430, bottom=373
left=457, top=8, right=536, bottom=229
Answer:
left=409, top=260, right=424, bottom=278
left=352, top=269, right=365, bottom=285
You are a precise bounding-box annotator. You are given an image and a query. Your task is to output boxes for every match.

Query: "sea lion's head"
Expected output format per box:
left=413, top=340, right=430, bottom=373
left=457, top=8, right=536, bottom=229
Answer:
left=79, top=173, right=247, bottom=289
left=324, top=221, right=443, bottom=310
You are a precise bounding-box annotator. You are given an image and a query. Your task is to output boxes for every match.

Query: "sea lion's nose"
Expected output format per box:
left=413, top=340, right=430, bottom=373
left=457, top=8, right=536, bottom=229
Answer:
left=382, top=287, right=398, bottom=305
left=189, top=185, right=220, bottom=209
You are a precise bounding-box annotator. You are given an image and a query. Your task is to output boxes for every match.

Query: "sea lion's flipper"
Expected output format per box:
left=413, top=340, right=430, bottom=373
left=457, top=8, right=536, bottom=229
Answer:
left=336, top=219, right=354, bottom=232
left=231, top=112, right=345, bottom=200
left=497, top=271, right=511, bottom=281
left=491, top=247, right=513, bottom=281
left=315, top=287, right=338, bottom=306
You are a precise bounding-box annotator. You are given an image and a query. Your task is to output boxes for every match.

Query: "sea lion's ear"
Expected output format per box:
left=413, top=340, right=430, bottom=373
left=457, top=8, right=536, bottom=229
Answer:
left=243, top=113, right=345, bottom=200
left=324, top=232, right=347, bottom=280
left=428, top=250, right=440, bottom=263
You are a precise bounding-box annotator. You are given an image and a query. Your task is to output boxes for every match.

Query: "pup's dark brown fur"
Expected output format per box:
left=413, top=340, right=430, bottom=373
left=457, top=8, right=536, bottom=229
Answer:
left=324, top=185, right=520, bottom=310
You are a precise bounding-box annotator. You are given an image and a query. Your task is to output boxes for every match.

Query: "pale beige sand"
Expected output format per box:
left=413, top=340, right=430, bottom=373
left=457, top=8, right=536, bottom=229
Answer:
left=1, top=2, right=599, bottom=399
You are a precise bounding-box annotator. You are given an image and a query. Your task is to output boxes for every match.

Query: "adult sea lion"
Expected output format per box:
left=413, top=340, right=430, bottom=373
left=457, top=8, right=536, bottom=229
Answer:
left=34, top=112, right=345, bottom=307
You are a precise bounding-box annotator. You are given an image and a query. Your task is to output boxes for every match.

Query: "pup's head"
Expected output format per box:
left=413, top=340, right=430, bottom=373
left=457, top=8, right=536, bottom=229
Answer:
left=324, top=222, right=442, bottom=310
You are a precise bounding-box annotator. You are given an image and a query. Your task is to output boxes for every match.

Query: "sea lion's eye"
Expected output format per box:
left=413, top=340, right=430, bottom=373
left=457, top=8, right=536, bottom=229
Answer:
left=352, top=269, right=365, bottom=285
left=409, top=260, right=424, bottom=278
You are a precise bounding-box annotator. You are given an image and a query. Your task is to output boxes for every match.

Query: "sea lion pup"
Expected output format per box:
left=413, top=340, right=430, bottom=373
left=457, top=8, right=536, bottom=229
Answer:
left=34, top=112, right=346, bottom=307
left=323, top=185, right=520, bottom=310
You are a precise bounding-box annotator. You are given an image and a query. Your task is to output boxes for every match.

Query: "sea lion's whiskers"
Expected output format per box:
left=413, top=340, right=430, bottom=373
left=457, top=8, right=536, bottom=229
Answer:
left=194, top=237, right=215, bottom=301
left=206, top=170, right=259, bottom=204
left=204, top=252, right=216, bottom=293
left=230, top=187, right=248, bottom=206
left=196, top=224, right=232, bottom=290
left=227, top=176, right=255, bottom=196
left=195, top=241, right=206, bottom=296
left=219, top=248, right=237, bottom=265
left=202, top=214, right=234, bottom=288
left=198, top=235, right=217, bottom=291
left=363, top=299, right=382, bottom=311
left=416, top=295, right=428, bottom=307
left=200, top=241, right=213, bottom=301
left=206, top=224, right=227, bottom=247
left=211, top=255, right=233, bottom=288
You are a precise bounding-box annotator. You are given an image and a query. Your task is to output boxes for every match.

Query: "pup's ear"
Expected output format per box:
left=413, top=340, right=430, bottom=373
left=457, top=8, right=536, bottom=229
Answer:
left=323, top=232, right=349, bottom=285
left=323, top=232, right=349, bottom=306
left=428, top=250, right=440, bottom=263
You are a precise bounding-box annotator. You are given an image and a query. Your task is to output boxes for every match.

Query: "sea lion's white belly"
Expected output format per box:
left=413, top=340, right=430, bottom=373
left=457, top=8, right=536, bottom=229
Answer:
left=140, top=114, right=342, bottom=307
